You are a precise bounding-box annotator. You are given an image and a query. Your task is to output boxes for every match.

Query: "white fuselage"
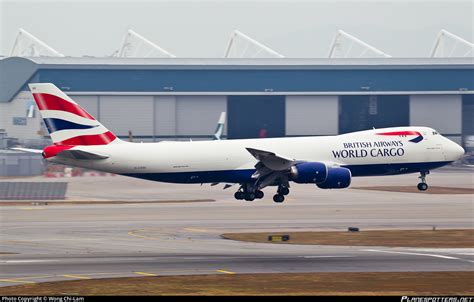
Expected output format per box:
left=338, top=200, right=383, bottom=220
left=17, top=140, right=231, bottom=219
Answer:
left=48, top=126, right=464, bottom=185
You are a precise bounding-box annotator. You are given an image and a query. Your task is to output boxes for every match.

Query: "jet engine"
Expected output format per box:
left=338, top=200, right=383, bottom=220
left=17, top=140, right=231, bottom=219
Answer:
left=289, top=162, right=327, bottom=184
left=316, top=167, right=352, bottom=189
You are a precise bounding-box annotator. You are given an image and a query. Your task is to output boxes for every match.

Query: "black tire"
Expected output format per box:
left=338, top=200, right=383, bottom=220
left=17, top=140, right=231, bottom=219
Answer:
left=417, top=183, right=428, bottom=191
left=273, top=194, right=284, bottom=203
left=255, top=190, right=264, bottom=199
left=234, top=191, right=244, bottom=200
left=245, top=193, right=255, bottom=201
left=278, top=187, right=289, bottom=195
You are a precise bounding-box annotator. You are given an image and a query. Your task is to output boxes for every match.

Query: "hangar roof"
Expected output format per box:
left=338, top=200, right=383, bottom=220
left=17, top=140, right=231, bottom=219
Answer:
left=1, top=56, right=473, bottom=102
left=12, top=56, right=474, bottom=67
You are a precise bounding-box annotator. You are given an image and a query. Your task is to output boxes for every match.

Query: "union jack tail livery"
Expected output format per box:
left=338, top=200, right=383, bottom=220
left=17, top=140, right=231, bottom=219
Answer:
left=29, top=83, right=121, bottom=146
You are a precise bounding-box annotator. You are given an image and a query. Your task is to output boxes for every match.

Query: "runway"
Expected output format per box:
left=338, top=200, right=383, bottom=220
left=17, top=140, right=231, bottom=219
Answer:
left=0, top=167, right=473, bottom=286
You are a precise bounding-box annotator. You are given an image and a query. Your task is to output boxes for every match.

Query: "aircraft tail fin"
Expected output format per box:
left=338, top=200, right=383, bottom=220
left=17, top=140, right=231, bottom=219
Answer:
left=28, top=83, right=122, bottom=146
left=213, top=112, right=226, bottom=140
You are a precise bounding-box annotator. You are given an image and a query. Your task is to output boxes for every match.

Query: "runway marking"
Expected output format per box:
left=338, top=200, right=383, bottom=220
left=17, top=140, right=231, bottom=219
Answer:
left=134, top=272, right=157, bottom=277
left=0, top=259, right=59, bottom=264
left=216, top=269, right=236, bottom=275
left=86, top=272, right=128, bottom=276
left=19, top=207, right=45, bottom=211
left=127, top=230, right=160, bottom=240
left=402, top=248, right=474, bottom=255
left=62, top=274, right=92, bottom=280
left=183, top=228, right=209, bottom=233
left=363, top=249, right=474, bottom=262
left=0, top=278, right=36, bottom=284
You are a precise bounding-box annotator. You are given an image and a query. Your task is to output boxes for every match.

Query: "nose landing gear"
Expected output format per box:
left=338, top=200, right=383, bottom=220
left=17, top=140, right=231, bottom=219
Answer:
left=417, top=171, right=429, bottom=191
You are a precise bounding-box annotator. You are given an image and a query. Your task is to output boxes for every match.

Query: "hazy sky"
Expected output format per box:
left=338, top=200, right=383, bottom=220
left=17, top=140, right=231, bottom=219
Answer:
left=0, top=0, right=472, bottom=58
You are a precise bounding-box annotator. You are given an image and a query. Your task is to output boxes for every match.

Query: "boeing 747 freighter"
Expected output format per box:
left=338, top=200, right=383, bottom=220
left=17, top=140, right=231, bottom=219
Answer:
left=16, top=83, right=465, bottom=202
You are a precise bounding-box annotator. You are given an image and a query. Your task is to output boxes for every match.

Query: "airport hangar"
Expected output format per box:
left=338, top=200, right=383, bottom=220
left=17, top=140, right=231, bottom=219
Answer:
left=0, top=56, right=473, bottom=148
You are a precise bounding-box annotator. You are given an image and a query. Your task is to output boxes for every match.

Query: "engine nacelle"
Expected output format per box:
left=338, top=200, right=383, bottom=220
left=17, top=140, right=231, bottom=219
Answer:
left=316, top=167, right=352, bottom=189
left=290, top=162, right=327, bottom=184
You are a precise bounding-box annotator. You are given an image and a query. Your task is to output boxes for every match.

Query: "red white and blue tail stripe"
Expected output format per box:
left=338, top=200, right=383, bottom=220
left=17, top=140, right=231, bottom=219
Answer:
left=29, top=83, right=120, bottom=146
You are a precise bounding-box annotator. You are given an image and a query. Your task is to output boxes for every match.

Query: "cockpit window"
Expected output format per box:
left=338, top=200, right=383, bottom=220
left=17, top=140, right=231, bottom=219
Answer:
left=432, top=131, right=439, bottom=135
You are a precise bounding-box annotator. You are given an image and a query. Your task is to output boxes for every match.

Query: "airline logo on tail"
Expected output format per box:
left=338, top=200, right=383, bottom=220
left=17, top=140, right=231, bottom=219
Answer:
left=213, top=112, right=226, bottom=140
left=29, top=83, right=118, bottom=146
left=376, top=131, right=424, bottom=143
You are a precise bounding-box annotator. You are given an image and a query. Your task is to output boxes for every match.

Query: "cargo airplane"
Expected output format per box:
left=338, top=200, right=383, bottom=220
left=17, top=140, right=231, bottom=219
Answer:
left=16, top=83, right=465, bottom=202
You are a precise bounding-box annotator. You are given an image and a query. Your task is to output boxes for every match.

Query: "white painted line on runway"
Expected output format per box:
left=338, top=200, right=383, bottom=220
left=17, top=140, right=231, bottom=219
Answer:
left=0, top=259, right=59, bottom=264
left=401, top=248, right=474, bottom=255
left=363, top=249, right=474, bottom=262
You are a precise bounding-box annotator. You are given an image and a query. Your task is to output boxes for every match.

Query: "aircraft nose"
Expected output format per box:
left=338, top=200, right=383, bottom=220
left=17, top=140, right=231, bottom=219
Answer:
left=446, top=140, right=465, bottom=161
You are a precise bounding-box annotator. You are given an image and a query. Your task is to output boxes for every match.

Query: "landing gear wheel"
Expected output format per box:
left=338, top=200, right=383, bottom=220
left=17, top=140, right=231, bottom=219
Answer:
left=278, top=187, right=289, bottom=196
left=417, top=171, right=429, bottom=191
left=273, top=194, right=285, bottom=203
left=234, top=191, right=244, bottom=200
left=255, top=190, right=264, bottom=199
left=245, top=193, right=255, bottom=201
left=417, top=183, right=428, bottom=191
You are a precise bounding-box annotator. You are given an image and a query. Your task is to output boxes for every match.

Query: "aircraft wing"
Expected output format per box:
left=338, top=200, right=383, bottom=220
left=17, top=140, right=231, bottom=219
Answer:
left=246, top=147, right=303, bottom=189
left=246, top=147, right=297, bottom=171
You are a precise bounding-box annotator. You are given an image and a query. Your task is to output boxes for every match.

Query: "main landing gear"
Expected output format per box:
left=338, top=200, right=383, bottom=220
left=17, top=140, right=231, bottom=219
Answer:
left=417, top=171, right=429, bottom=191
left=234, top=184, right=264, bottom=201
left=273, top=185, right=289, bottom=203
left=234, top=184, right=290, bottom=203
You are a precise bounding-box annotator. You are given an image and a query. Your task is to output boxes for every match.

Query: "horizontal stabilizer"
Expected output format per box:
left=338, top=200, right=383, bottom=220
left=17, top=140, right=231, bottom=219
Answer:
left=11, top=147, right=43, bottom=154
left=56, top=149, right=109, bottom=160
